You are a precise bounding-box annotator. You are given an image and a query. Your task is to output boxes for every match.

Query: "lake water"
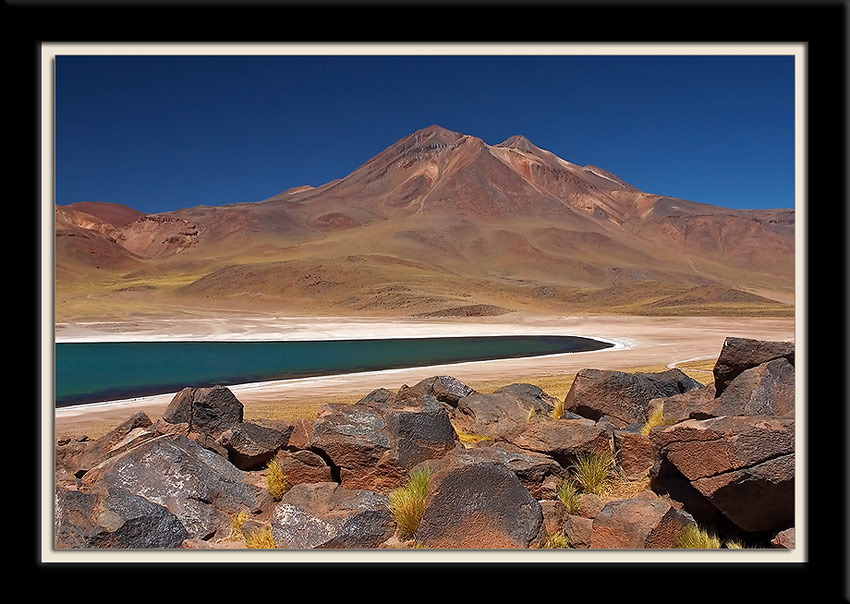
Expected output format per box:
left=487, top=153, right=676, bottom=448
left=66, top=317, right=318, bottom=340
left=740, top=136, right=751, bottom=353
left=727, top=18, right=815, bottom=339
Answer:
left=54, top=335, right=613, bottom=407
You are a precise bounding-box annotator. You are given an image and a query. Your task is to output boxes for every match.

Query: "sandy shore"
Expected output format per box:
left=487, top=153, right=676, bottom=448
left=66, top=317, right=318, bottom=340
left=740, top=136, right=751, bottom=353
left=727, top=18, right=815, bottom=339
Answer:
left=51, top=313, right=796, bottom=435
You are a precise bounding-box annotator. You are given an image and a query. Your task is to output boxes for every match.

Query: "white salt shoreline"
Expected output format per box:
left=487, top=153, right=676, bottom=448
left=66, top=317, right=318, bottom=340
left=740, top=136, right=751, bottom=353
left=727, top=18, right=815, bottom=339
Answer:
left=51, top=313, right=796, bottom=427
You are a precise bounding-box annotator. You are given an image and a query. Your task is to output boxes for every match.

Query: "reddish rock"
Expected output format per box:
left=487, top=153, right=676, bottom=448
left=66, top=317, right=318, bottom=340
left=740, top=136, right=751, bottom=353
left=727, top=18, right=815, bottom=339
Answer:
left=564, top=368, right=702, bottom=429
left=393, top=375, right=476, bottom=406
left=70, top=411, right=154, bottom=477
left=650, top=416, right=794, bottom=533
left=713, top=337, right=794, bottom=396
left=771, top=527, right=795, bottom=549
left=713, top=358, right=795, bottom=418
left=575, top=493, right=605, bottom=519
left=540, top=500, right=568, bottom=535
left=563, top=514, right=593, bottom=549
left=613, top=430, right=655, bottom=479
left=416, top=455, right=545, bottom=549
left=590, top=498, right=695, bottom=549
left=218, top=420, right=294, bottom=470
left=505, top=418, right=612, bottom=460
left=452, top=387, right=556, bottom=440
left=274, top=449, right=334, bottom=485
left=649, top=384, right=718, bottom=425
left=270, top=482, right=395, bottom=549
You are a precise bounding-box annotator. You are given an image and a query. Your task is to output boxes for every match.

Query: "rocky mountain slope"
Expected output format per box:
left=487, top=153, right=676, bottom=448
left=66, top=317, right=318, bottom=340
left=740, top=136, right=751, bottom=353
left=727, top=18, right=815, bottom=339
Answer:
left=55, top=125, right=795, bottom=320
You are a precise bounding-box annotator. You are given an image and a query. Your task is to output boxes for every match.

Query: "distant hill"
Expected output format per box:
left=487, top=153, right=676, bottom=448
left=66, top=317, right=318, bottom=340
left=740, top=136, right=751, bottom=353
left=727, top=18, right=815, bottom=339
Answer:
left=54, top=125, right=795, bottom=321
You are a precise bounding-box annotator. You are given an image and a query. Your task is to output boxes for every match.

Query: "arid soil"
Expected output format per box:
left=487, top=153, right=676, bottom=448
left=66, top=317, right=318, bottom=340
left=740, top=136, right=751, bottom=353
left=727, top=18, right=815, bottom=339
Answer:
left=52, top=312, right=796, bottom=437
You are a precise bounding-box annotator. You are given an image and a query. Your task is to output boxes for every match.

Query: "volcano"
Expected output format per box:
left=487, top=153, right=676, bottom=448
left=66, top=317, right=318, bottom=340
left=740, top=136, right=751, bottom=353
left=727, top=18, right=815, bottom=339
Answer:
left=54, top=125, right=795, bottom=321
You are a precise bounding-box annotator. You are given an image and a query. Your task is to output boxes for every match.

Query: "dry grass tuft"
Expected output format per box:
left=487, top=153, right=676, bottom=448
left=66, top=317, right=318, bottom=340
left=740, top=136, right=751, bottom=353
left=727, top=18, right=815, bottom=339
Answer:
left=570, top=450, right=617, bottom=496
left=388, top=467, right=433, bottom=541
left=244, top=526, right=276, bottom=549
left=675, top=525, right=722, bottom=549
left=265, top=459, right=289, bottom=501
left=542, top=531, right=571, bottom=549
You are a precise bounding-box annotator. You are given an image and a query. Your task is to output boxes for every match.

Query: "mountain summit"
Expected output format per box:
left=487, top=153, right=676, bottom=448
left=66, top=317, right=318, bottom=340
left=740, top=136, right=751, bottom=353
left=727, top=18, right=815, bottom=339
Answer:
left=55, top=126, right=795, bottom=320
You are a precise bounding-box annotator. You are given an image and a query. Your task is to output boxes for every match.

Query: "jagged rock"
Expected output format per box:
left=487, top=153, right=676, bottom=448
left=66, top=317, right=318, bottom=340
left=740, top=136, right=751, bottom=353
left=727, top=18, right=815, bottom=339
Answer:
left=69, top=411, right=154, bottom=477
left=270, top=482, right=395, bottom=549
left=393, top=375, right=476, bottom=406
left=273, top=449, right=334, bottom=486
left=540, top=500, right=568, bottom=535
left=417, top=441, right=565, bottom=500
left=650, top=415, right=794, bottom=533
left=771, top=527, right=795, bottom=549
left=306, top=395, right=456, bottom=493
left=613, top=430, right=655, bottom=479
left=415, top=450, right=545, bottom=549
left=564, top=368, right=702, bottom=429
left=55, top=486, right=189, bottom=549
left=218, top=420, right=294, bottom=470
left=504, top=417, right=612, bottom=463
left=713, top=337, right=794, bottom=396
left=574, top=493, right=605, bottom=519
left=161, top=385, right=244, bottom=437
left=590, top=498, right=696, bottom=549
left=80, top=433, right=258, bottom=541
left=451, top=386, right=557, bottom=440
left=648, top=383, right=718, bottom=425
left=563, top=514, right=594, bottom=548
left=713, top=358, right=795, bottom=418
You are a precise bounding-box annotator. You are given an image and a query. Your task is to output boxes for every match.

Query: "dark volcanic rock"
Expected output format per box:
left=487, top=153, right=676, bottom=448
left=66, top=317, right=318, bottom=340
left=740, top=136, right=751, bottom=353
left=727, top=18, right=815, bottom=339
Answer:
left=416, top=455, right=545, bottom=549
left=713, top=357, right=795, bottom=418
left=161, top=385, right=244, bottom=437
left=649, top=383, right=718, bottom=425
left=394, top=375, right=476, bottom=406
left=81, top=434, right=258, bottom=541
left=69, top=411, right=155, bottom=477
left=274, top=449, right=334, bottom=486
left=650, top=415, right=794, bottom=533
left=218, top=420, right=294, bottom=470
left=564, top=368, right=701, bottom=429
left=307, top=395, right=456, bottom=493
left=55, top=487, right=190, bottom=549
left=452, top=387, right=557, bottom=440
left=505, top=417, right=612, bottom=462
left=713, top=337, right=794, bottom=396
left=270, top=482, right=395, bottom=549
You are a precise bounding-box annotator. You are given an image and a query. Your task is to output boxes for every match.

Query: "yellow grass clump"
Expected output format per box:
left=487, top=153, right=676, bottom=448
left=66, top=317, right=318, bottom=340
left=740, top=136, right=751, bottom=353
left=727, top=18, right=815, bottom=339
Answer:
left=542, top=531, right=571, bottom=549
left=675, top=525, right=722, bottom=549
left=266, top=459, right=289, bottom=501
left=244, top=526, right=276, bottom=549
left=570, top=450, right=617, bottom=496
left=388, top=467, right=433, bottom=541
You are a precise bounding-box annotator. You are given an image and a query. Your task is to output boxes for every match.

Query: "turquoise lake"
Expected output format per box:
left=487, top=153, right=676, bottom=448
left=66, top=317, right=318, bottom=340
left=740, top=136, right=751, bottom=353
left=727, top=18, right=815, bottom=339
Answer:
left=54, top=335, right=613, bottom=407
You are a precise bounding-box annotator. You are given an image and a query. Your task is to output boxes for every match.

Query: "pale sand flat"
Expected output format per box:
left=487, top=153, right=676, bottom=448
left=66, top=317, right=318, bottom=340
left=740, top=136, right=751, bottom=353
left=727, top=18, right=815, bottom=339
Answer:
left=51, top=313, right=796, bottom=435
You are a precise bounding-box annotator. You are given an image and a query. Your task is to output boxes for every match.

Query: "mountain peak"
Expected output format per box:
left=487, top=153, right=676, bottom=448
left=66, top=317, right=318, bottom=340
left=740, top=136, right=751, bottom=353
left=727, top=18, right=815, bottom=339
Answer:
left=495, top=134, right=543, bottom=155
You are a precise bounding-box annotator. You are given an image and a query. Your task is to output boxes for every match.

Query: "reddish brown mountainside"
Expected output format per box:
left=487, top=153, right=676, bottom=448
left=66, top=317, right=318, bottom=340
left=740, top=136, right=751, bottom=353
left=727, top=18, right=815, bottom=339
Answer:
left=54, top=125, right=795, bottom=320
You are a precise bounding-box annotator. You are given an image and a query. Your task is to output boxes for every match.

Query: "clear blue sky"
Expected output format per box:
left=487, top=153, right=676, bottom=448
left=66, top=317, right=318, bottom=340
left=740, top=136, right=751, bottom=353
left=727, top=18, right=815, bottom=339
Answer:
left=55, top=53, right=796, bottom=214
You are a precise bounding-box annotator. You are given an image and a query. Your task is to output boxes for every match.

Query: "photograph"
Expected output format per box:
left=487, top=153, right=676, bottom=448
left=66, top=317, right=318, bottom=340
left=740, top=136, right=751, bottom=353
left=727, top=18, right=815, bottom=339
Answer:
left=44, top=43, right=803, bottom=563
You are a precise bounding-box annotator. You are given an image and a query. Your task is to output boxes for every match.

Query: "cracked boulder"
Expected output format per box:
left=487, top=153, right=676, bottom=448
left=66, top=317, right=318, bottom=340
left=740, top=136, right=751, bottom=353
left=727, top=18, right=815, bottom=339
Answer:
left=650, top=416, right=794, bottom=533
left=505, top=417, right=613, bottom=463
left=451, top=384, right=558, bottom=440
left=713, top=337, right=794, bottom=397
left=218, top=420, right=294, bottom=470
left=563, top=368, right=702, bottom=429
left=712, top=357, right=795, bottom=418
left=79, top=433, right=259, bottom=541
left=270, top=482, right=395, bottom=549
left=415, top=451, right=545, bottom=549
left=160, top=385, right=244, bottom=438
left=590, top=498, right=696, bottom=549
left=302, top=395, right=456, bottom=493
left=67, top=411, right=156, bottom=478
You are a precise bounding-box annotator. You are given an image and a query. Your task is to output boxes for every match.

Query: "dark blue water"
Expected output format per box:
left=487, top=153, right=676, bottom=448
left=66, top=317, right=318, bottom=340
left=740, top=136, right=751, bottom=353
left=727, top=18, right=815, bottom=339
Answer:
left=54, top=335, right=612, bottom=407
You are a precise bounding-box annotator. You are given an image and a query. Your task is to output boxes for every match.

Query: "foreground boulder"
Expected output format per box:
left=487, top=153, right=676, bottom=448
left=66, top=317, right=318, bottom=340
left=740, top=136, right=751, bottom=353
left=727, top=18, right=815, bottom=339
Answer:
left=563, top=368, right=702, bottom=429
left=650, top=415, right=794, bottom=533
left=300, top=394, right=456, bottom=493
left=270, top=482, right=395, bottom=549
left=78, top=434, right=258, bottom=541
left=451, top=384, right=558, bottom=440
left=67, top=411, right=155, bottom=478
left=590, top=497, right=696, bottom=549
left=414, top=449, right=545, bottom=548
left=218, top=420, right=294, bottom=470
left=712, top=357, right=795, bottom=418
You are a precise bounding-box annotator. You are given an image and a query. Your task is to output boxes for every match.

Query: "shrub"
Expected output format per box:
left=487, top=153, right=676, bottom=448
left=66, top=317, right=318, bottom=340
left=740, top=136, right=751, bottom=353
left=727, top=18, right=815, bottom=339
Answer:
left=675, top=525, right=722, bottom=549
left=266, top=458, right=289, bottom=501
left=641, top=404, right=666, bottom=435
left=542, top=531, right=571, bottom=549
left=230, top=510, right=250, bottom=539
left=556, top=477, right=581, bottom=514
left=244, top=526, right=276, bottom=549
left=570, top=450, right=617, bottom=495
left=388, top=467, right=433, bottom=540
